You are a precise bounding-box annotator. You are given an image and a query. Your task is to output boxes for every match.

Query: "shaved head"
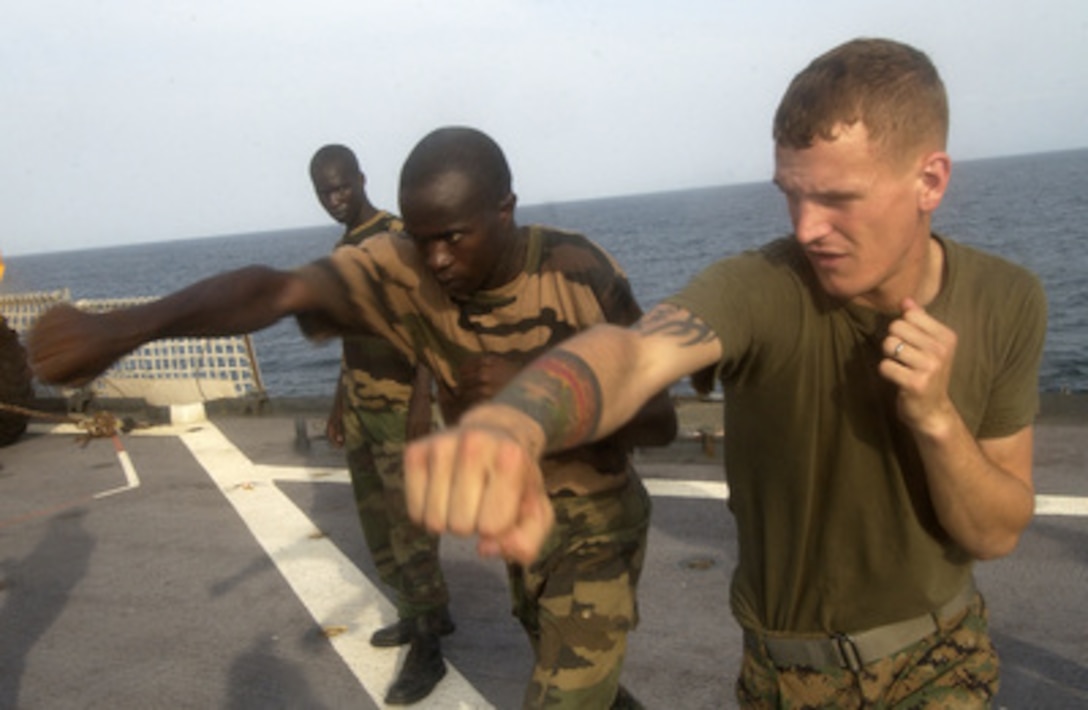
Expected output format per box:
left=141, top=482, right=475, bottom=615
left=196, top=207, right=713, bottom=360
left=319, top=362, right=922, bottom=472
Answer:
left=399, top=127, right=512, bottom=210
left=310, top=144, right=360, bottom=180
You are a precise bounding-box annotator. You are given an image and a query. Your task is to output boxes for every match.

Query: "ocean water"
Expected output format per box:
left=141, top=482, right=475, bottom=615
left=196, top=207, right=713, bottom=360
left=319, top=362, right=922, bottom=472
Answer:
left=4, top=148, right=1086, bottom=397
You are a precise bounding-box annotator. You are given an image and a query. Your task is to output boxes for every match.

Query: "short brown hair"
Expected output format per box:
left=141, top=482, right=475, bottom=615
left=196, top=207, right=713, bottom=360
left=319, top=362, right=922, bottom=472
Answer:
left=773, top=38, right=948, bottom=165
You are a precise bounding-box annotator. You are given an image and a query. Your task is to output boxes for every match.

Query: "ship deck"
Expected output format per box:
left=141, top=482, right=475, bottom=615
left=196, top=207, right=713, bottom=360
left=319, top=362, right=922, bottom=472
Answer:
left=1, top=403, right=1086, bottom=708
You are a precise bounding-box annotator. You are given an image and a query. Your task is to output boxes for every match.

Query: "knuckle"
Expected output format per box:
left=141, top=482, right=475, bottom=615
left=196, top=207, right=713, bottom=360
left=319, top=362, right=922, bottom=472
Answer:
left=448, top=516, right=474, bottom=536
left=423, top=511, right=447, bottom=535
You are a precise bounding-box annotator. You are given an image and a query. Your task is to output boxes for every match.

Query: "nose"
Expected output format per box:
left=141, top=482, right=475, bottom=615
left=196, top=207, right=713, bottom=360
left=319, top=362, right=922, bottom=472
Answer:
left=426, top=240, right=453, bottom=274
left=791, top=199, right=830, bottom=245
left=329, top=187, right=349, bottom=209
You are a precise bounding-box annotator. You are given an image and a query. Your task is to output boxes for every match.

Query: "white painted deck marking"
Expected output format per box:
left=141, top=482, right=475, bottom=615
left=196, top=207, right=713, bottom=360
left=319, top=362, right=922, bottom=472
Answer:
left=247, top=458, right=1088, bottom=516
left=641, top=479, right=1088, bottom=517
left=173, top=422, right=494, bottom=710
left=1035, top=494, right=1088, bottom=516
left=38, top=419, right=1079, bottom=708
left=644, top=478, right=730, bottom=500
left=28, top=423, right=142, bottom=501
left=94, top=435, right=142, bottom=499
left=37, top=421, right=1088, bottom=519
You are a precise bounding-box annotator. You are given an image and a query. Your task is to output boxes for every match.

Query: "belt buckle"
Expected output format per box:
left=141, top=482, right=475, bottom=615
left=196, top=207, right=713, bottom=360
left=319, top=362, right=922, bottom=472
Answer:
left=832, top=633, right=863, bottom=672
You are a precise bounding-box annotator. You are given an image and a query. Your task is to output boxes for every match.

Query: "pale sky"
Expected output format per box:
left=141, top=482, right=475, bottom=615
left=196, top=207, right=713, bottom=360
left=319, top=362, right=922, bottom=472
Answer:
left=2, top=1, right=1086, bottom=256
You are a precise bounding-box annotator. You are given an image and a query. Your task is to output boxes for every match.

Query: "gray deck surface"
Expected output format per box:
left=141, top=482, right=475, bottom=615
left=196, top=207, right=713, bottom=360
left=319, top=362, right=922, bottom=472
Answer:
left=0, top=408, right=1085, bottom=709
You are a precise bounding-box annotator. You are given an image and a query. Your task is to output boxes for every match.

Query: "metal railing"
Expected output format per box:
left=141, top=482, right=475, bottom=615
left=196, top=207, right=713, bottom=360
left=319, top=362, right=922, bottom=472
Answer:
left=1, top=290, right=265, bottom=406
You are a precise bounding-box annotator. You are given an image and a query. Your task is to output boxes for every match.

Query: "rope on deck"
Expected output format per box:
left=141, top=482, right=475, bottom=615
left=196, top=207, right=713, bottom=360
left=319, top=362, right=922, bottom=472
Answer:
left=0, top=401, right=123, bottom=444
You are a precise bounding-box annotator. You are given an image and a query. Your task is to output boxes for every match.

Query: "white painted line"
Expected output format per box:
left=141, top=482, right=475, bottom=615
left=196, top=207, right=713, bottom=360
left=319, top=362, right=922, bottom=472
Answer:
left=267, top=467, right=734, bottom=501
left=644, top=478, right=730, bottom=500
left=255, top=465, right=350, bottom=484
left=176, top=422, right=492, bottom=709
left=1035, top=494, right=1088, bottom=516
left=26, top=424, right=142, bottom=500
left=29, top=421, right=1088, bottom=521
left=94, top=437, right=141, bottom=499
left=255, top=463, right=1088, bottom=521
left=644, top=480, right=1088, bottom=522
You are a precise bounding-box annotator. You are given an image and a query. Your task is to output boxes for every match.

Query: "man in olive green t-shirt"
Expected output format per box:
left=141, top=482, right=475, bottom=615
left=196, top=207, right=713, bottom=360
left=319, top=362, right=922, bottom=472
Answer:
left=404, top=38, right=1047, bottom=708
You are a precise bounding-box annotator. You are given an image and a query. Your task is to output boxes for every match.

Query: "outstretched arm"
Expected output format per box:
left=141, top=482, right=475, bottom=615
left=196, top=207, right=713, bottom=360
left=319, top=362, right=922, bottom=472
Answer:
left=405, top=364, right=436, bottom=441
left=403, top=303, right=721, bottom=563
left=29, top=265, right=320, bottom=387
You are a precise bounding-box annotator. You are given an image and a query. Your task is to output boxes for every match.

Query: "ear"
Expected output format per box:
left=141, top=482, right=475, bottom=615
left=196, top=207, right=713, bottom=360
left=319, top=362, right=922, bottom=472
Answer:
left=498, top=192, right=517, bottom=223
left=917, top=151, right=950, bottom=213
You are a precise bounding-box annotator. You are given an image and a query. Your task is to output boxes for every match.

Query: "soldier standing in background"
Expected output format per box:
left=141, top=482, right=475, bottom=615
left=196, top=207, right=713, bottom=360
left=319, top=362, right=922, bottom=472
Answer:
left=310, top=145, right=452, bottom=705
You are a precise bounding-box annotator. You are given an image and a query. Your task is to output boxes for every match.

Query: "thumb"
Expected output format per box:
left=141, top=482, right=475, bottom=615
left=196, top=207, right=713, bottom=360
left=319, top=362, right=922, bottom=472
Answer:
left=479, top=489, right=555, bottom=565
left=505, top=479, right=555, bottom=564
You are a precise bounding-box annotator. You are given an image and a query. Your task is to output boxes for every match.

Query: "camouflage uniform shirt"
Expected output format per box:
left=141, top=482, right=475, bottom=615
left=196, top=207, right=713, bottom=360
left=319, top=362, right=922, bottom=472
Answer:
left=299, top=223, right=645, bottom=494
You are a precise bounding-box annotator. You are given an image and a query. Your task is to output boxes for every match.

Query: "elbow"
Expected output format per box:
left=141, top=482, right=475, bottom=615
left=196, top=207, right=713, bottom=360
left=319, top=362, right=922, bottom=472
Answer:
left=950, top=480, right=1036, bottom=561
left=975, top=496, right=1036, bottom=560
left=970, top=536, right=1019, bottom=562
left=964, top=519, right=1032, bottom=561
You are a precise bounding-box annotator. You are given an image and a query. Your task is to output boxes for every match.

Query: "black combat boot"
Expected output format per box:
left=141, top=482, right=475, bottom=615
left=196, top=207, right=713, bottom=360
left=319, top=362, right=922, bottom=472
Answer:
left=384, top=620, right=447, bottom=705
left=370, top=607, right=455, bottom=648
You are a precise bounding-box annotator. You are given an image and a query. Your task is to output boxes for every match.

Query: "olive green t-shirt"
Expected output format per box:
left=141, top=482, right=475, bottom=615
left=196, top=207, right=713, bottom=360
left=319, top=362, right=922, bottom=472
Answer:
left=667, top=235, right=1047, bottom=634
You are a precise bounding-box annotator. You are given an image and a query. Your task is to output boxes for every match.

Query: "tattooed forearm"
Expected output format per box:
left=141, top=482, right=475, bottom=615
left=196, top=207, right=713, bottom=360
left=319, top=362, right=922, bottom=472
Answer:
left=635, top=304, right=716, bottom=346
left=493, top=350, right=602, bottom=452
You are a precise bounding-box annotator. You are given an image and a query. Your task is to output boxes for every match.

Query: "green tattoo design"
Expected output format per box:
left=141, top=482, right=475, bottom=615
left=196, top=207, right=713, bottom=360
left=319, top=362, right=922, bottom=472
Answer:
left=635, top=305, right=715, bottom=346
left=493, top=350, right=602, bottom=452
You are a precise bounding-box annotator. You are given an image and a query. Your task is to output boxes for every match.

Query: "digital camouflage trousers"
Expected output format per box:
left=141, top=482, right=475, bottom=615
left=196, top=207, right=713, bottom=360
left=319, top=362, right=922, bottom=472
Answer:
left=509, top=474, right=651, bottom=709
left=737, top=594, right=999, bottom=709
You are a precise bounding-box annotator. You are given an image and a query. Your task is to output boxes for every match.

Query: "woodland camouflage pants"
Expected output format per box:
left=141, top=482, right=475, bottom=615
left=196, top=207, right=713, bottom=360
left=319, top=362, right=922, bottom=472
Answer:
left=509, top=474, right=651, bottom=709
left=342, top=369, right=448, bottom=621
left=737, top=594, right=999, bottom=709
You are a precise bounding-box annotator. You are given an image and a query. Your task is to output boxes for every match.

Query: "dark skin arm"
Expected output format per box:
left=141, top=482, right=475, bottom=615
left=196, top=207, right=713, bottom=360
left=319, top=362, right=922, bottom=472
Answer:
left=405, top=364, right=436, bottom=441
left=29, top=266, right=321, bottom=387
left=326, top=368, right=348, bottom=447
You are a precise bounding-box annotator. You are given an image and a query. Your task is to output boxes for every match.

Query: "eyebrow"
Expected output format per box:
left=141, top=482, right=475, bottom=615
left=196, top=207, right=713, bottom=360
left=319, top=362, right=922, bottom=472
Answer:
left=408, top=228, right=460, bottom=243
left=772, top=178, right=863, bottom=202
